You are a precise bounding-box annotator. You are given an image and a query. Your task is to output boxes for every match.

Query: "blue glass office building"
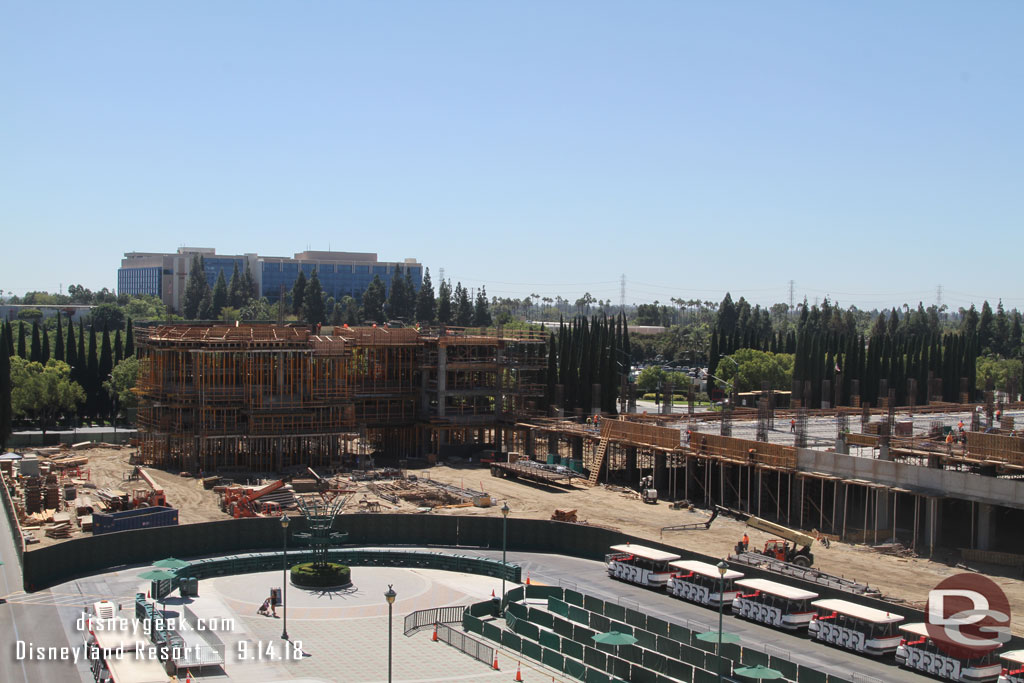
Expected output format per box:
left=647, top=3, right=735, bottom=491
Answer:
left=118, top=248, right=422, bottom=313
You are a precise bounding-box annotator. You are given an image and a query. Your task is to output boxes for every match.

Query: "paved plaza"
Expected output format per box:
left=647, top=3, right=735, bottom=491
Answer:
left=50, top=563, right=566, bottom=682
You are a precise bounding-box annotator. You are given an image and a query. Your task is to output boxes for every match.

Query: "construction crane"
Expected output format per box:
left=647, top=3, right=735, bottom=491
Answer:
left=718, top=506, right=817, bottom=567
left=660, top=506, right=718, bottom=536
left=222, top=480, right=285, bottom=518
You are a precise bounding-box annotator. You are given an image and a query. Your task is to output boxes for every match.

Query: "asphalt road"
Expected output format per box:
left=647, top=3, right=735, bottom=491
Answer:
left=0, top=510, right=82, bottom=683
left=496, top=548, right=924, bottom=683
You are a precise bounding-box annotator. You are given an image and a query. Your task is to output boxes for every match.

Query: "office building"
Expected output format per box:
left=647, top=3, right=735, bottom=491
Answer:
left=118, top=247, right=422, bottom=313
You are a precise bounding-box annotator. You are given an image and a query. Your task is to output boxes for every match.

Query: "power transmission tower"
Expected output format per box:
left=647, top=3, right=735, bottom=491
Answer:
left=788, top=280, right=795, bottom=313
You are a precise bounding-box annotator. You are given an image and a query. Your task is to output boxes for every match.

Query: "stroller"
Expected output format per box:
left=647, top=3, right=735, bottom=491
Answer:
left=257, top=598, right=271, bottom=616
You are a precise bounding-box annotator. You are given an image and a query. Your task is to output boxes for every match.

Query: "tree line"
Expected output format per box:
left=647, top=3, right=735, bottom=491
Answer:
left=545, top=314, right=631, bottom=415
left=704, top=292, right=1022, bottom=406
left=0, top=315, right=139, bottom=448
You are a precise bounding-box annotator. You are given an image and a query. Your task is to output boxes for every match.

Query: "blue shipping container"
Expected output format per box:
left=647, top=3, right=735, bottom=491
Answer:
left=93, top=506, right=179, bottom=535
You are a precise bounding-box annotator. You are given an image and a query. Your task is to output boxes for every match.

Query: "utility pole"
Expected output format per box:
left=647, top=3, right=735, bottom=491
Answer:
left=788, top=280, right=795, bottom=314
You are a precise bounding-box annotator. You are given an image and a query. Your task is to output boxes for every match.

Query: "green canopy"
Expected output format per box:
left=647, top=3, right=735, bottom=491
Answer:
left=138, top=569, right=177, bottom=581
left=734, top=664, right=785, bottom=679
left=695, top=630, right=741, bottom=644
left=591, top=631, right=638, bottom=646
left=153, top=557, right=189, bottom=570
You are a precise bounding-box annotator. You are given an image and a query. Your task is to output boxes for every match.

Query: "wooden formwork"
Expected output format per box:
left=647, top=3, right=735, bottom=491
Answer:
left=136, top=323, right=546, bottom=472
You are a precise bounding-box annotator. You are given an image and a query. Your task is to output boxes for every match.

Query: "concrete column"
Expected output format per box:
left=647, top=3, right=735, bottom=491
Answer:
left=926, top=497, right=942, bottom=555
left=420, top=364, right=430, bottom=415
left=437, top=346, right=447, bottom=418
left=625, top=447, right=638, bottom=487
left=876, top=489, right=891, bottom=540
left=835, top=434, right=848, bottom=455
left=548, top=434, right=559, bottom=460
left=654, top=451, right=668, bottom=495
left=571, top=437, right=583, bottom=461
left=977, top=503, right=994, bottom=551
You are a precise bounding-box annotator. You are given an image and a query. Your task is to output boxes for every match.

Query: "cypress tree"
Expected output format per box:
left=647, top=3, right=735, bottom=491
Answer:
left=304, top=268, right=326, bottom=325
left=99, top=325, right=113, bottom=419
left=228, top=262, right=243, bottom=308
left=415, top=268, right=436, bottom=323
left=66, top=318, right=77, bottom=370
left=292, top=270, right=307, bottom=316
left=545, top=333, right=558, bottom=414
left=17, top=322, right=27, bottom=358
left=76, top=320, right=86, bottom=384
left=125, top=318, right=135, bottom=358
left=87, top=325, right=99, bottom=420
left=436, top=279, right=452, bottom=324
left=0, top=325, right=10, bottom=451
left=4, top=321, right=13, bottom=355
left=55, top=314, right=65, bottom=362
left=242, top=261, right=257, bottom=305
left=183, top=254, right=209, bottom=319
left=212, top=270, right=228, bottom=317
left=41, top=327, right=50, bottom=365
left=114, top=328, right=123, bottom=365
left=30, top=321, right=41, bottom=362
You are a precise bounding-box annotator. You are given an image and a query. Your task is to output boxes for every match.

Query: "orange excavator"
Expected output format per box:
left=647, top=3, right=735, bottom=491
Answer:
left=223, top=480, right=285, bottom=518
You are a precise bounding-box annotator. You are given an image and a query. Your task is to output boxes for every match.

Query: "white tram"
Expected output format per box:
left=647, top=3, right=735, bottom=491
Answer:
left=606, top=544, right=681, bottom=588
left=807, top=598, right=903, bottom=656
left=999, top=650, right=1024, bottom=683
left=895, top=622, right=1001, bottom=683
left=667, top=560, right=744, bottom=607
left=731, top=578, right=818, bottom=630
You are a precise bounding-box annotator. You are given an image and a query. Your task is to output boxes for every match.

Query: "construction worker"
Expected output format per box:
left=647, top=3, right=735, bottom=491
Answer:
left=741, top=533, right=750, bottom=552
left=945, top=431, right=955, bottom=454
left=790, top=418, right=796, bottom=433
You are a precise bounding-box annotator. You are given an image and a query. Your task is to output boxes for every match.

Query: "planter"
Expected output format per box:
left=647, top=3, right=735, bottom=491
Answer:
left=290, top=561, right=352, bottom=589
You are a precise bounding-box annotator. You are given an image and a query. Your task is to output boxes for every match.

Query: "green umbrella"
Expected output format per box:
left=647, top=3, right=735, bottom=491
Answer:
left=138, top=569, right=177, bottom=581
left=591, top=631, right=638, bottom=646
left=734, top=664, right=784, bottom=679
left=153, top=557, right=189, bottom=570
left=695, top=630, right=741, bottom=644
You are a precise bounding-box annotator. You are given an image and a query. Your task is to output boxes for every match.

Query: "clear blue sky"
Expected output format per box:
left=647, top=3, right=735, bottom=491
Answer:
left=2, top=2, right=1022, bottom=311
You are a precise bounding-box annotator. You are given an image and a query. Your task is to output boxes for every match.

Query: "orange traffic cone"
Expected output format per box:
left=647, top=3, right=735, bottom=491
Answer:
left=146, top=589, right=151, bottom=599
left=525, top=573, right=531, bottom=585
left=492, top=652, right=500, bottom=670
left=514, top=661, right=523, bottom=681
left=432, top=623, right=438, bottom=642
left=492, top=589, right=496, bottom=598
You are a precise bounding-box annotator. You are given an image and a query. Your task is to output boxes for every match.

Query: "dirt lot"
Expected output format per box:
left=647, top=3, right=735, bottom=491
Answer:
left=422, top=463, right=1024, bottom=637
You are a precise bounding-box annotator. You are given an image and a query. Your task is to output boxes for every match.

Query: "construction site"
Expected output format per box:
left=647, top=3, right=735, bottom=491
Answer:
left=4, top=323, right=1024, bottom=634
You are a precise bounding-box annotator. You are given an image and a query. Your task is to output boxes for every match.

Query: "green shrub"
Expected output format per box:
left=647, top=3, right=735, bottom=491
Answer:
left=290, top=562, right=351, bottom=588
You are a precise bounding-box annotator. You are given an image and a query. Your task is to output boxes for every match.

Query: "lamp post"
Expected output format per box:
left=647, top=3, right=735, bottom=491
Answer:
left=385, top=584, right=396, bottom=683
left=500, top=502, right=510, bottom=614
left=280, top=514, right=290, bottom=641
left=717, top=560, right=728, bottom=683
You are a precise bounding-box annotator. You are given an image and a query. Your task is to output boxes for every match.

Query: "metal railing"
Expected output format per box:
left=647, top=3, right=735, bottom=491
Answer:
left=403, top=605, right=467, bottom=636
left=435, top=622, right=494, bottom=666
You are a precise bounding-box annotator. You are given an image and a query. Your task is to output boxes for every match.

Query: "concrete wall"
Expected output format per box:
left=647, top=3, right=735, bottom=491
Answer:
left=7, top=429, right=136, bottom=448
left=797, top=448, right=1024, bottom=510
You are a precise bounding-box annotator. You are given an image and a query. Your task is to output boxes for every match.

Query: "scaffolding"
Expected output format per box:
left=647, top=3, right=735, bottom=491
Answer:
left=136, top=324, right=547, bottom=472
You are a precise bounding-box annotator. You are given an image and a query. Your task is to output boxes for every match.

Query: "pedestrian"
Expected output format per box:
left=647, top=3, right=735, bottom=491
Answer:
left=790, top=418, right=796, bottom=433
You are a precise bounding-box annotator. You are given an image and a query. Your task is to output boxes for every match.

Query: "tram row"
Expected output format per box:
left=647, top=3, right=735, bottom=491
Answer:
left=606, top=543, right=1024, bottom=683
